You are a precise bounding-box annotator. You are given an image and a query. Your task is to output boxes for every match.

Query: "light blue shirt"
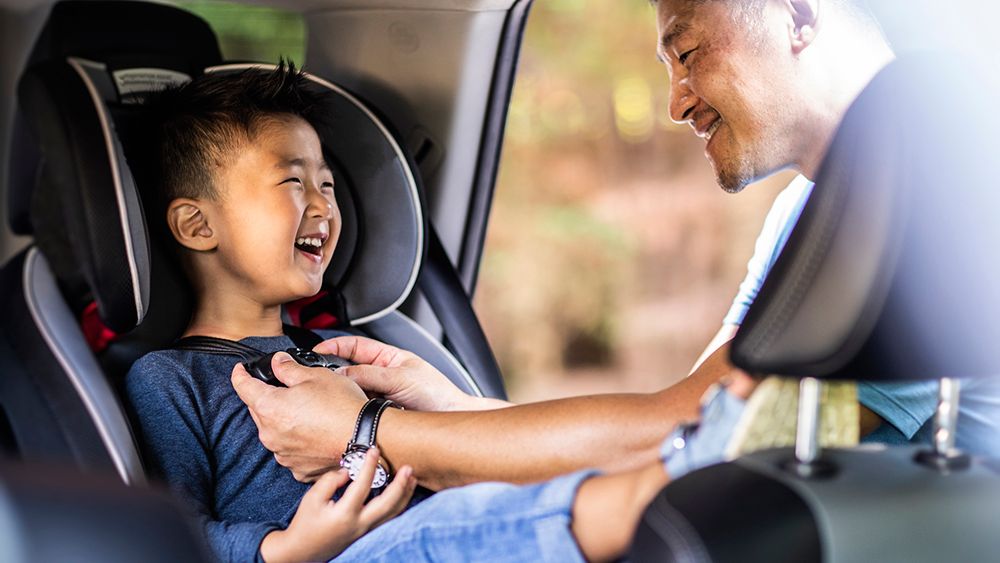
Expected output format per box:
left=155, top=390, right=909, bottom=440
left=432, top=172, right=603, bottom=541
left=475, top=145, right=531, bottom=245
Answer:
left=725, top=176, right=1000, bottom=456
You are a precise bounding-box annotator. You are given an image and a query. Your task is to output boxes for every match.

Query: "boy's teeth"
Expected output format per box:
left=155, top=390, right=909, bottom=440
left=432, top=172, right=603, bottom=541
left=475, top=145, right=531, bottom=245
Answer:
left=296, top=237, right=322, bottom=247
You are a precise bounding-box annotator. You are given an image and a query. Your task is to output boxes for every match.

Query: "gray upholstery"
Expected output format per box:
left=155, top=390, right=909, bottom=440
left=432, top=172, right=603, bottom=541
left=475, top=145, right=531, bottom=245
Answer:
left=361, top=311, right=482, bottom=397
left=14, top=249, right=144, bottom=485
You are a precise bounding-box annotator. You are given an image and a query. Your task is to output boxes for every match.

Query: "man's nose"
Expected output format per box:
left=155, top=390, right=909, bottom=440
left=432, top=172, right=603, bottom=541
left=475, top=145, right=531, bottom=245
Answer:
left=668, top=78, right=697, bottom=124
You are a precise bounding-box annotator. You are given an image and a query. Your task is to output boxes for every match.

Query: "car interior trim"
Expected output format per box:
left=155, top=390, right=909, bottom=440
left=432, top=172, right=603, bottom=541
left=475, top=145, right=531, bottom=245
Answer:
left=458, top=0, right=532, bottom=291
left=65, top=56, right=145, bottom=324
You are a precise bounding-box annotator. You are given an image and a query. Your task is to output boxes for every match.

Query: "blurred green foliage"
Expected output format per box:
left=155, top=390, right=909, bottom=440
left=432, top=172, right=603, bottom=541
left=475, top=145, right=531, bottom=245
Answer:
left=176, top=1, right=306, bottom=65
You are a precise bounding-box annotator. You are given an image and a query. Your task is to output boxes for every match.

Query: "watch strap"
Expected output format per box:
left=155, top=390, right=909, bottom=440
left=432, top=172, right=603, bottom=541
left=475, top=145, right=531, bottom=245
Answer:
left=349, top=397, right=397, bottom=449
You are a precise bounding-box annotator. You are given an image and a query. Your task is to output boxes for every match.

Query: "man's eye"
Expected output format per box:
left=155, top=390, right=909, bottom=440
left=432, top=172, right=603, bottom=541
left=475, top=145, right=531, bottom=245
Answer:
left=679, top=49, right=696, bottom=66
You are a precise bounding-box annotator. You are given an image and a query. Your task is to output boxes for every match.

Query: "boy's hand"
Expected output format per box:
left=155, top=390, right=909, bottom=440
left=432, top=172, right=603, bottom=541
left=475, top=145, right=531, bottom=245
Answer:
left=316, top=336, right=493, bottom=411
left=232, top=352, right=368, bottom=481
left=260, top=448, right=417, bottom=563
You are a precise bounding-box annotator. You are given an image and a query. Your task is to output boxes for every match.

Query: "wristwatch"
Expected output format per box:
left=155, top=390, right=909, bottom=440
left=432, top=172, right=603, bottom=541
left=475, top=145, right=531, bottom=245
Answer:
left=340, top=397, right=399, bottom=489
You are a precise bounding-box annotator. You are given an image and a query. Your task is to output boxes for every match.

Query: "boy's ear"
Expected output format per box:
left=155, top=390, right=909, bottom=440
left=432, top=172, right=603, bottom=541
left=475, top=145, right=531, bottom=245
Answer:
left=166, top=198, right=218, bottom=251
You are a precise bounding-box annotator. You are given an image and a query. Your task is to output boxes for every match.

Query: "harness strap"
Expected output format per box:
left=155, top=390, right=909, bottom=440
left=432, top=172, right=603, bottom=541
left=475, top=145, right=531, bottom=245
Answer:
left=171, top=325, right=322, bottom=358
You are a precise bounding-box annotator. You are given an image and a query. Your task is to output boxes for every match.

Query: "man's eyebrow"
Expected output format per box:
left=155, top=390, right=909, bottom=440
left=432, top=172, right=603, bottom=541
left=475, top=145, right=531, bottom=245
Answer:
left=660, top=21, right=691, bottom=56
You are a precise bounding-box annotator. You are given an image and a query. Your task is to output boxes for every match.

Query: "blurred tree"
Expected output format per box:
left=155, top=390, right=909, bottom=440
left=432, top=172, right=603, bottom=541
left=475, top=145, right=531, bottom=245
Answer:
left=176, top=1, right=306, bottom=64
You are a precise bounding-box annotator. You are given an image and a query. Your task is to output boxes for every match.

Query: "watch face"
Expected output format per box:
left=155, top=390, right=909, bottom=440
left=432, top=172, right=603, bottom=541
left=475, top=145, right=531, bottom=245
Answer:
left=340, top=449, right=389, bottom=488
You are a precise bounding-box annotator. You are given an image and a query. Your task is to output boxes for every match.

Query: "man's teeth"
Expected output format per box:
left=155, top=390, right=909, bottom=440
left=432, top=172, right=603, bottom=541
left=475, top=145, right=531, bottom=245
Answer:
left=296, top=237, right=322, bottom=248
left=706, top=119, right=721, bottom=141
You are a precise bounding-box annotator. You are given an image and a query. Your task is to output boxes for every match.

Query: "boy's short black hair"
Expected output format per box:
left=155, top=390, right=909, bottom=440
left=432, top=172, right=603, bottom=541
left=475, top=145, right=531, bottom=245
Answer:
left=146, top=60, right=328, bottom=202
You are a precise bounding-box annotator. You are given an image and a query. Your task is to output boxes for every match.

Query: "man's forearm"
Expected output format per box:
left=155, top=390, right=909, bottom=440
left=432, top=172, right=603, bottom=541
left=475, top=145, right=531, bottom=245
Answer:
left=378, top=348, right=730, bottom=489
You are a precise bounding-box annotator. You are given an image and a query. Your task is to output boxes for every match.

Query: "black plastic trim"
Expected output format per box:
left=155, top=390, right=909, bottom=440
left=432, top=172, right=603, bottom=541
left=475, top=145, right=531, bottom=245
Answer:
left=457, top=0, right=534, bottom=293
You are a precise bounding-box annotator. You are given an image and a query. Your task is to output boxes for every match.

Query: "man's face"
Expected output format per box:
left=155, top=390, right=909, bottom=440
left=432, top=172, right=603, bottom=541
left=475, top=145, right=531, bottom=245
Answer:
left=208, top=115, right=341, bottom=306
left=656, top=0, right=800, bottom=192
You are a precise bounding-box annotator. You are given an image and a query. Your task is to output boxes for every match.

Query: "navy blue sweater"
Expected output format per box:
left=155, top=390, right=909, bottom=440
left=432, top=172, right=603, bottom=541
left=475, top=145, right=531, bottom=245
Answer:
left=124, top=333, right=334, bottom=562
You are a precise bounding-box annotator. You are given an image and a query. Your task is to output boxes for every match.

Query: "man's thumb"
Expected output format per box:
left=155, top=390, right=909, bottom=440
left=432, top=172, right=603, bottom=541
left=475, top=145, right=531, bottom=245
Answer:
left=270, top=352, right=314, bottom=386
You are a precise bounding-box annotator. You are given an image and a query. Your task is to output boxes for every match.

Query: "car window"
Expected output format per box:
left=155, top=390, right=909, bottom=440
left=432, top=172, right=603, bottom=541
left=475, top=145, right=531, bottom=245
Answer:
left=176, top=1, right=306, bottom=64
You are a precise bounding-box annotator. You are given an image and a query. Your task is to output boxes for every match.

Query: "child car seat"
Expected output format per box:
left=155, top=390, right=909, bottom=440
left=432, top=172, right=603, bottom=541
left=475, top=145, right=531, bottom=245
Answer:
left=0, top=0, right=503, bottom=485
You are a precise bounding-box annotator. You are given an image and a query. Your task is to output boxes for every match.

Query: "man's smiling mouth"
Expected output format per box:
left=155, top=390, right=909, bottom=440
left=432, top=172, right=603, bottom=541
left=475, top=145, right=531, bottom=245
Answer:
left=704, top=119, right=721, bottom=142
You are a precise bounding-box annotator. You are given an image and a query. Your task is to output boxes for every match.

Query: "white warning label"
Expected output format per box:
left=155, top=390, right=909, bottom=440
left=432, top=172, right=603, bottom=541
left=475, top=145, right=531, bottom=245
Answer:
left=112, top=68, right=191, bottom=99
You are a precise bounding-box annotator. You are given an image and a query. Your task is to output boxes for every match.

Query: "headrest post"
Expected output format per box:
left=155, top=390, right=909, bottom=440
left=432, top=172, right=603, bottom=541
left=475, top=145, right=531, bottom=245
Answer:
left=915, top=378, right=971, bottom=471
left=794, top=377, right=822, bottom=465
left=934, top=378, right=961, bottom=456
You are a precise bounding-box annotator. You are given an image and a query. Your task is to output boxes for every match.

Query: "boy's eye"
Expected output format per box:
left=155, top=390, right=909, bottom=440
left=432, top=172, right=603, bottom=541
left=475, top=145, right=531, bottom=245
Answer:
left=321, top=181, right=335, bottom=192
left=281, top=177, right=304, bottom=187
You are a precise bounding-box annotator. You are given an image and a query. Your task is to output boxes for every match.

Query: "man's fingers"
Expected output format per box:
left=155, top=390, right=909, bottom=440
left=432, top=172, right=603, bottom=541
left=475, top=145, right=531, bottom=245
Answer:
left=231, top=363, right=271, bottom=407
left=361, top=466, right=416, bottom=529
left=338, top=365, right=400, bottom=395
left=315, top=336, right=405, bottom=367
left=339, top=448, right=381, bottom=509
left=270, top=352, right=324, bottom=386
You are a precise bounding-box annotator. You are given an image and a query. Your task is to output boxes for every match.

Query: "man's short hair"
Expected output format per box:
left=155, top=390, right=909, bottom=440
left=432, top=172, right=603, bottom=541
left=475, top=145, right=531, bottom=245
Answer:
left=647, top=0, right=879, bottom=28
left=145, top=60, right=328, bottom=203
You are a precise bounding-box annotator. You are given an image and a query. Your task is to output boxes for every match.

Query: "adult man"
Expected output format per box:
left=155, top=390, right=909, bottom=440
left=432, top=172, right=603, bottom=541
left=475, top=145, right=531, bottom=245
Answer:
left=232, top=0, right=997, bottom=495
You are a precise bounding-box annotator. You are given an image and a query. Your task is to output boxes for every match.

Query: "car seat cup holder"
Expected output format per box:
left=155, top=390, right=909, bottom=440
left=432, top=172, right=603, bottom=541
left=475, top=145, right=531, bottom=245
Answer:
left=781, top=377, right=838, bottom=479
left=914, top=378, right=971, bottom=472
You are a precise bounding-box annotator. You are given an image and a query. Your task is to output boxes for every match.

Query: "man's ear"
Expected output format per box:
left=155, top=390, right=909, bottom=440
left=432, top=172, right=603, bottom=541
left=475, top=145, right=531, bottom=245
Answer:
left=787, top=0, right=820, bottom=54
left=166, top=198, right=218, bottom=251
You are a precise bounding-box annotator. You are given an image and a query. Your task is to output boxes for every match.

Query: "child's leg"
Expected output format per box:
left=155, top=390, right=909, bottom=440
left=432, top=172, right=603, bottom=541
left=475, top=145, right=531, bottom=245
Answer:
left=333, top=470, right=598, bottom=563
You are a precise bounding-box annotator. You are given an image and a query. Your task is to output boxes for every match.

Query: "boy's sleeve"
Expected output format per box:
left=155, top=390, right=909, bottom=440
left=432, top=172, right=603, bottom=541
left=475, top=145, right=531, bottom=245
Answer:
left=124, top=355, right=280, bottom=563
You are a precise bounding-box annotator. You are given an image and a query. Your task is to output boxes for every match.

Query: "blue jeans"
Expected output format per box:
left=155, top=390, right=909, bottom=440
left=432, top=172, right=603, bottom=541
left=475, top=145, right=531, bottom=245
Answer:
left=335, top=470, right=597, bottom=562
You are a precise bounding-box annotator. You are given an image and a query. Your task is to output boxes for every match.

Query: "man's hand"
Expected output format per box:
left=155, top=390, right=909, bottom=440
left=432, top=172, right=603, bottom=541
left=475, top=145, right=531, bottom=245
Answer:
left=316, top=336, right=506, bottom=411
left=232, top=352, right=367, bottom=482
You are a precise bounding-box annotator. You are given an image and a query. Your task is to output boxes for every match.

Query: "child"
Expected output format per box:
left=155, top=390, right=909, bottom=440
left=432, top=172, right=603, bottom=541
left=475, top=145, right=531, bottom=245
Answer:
left=125, top=62, right=698, bottom=563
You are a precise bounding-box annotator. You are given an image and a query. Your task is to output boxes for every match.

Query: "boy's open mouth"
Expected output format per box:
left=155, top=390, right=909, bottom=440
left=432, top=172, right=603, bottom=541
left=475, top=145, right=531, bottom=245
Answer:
left=294, top=234, right=327, bottom=257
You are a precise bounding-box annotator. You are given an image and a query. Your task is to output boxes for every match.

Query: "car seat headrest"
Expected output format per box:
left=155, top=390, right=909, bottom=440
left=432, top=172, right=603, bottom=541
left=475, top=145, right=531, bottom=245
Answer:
left=8, top=0, right=222, bottom=236
left=18, top=58, right=159, bottom=333
left=731, top=56, right=1000, bottom=381
left=205, top=64, right=426, bottom=325
left=26, top=0, right=220, bottom=70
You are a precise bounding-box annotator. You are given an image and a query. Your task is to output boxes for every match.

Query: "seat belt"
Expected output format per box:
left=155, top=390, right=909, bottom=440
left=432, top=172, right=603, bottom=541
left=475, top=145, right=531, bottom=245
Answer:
left=417, top=223, right=507, bottom=400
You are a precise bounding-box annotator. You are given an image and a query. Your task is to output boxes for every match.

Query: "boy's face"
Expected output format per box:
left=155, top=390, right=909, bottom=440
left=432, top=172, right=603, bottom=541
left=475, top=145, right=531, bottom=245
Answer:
left=206, top=115, right=340, bottom=305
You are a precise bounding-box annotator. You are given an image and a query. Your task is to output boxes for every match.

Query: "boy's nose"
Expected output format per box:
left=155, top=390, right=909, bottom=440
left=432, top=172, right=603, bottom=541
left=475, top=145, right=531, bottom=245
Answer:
left=307, top=187, right=336, bottom=219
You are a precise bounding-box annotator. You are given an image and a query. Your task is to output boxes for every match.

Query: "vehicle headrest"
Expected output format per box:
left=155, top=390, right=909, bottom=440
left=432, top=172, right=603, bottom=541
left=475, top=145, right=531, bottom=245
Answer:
left=16, top=56, right=425, bottom=335
left=8, top=0, right=222, bottom=236
left=731, top=56, right=1000, bottom=381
